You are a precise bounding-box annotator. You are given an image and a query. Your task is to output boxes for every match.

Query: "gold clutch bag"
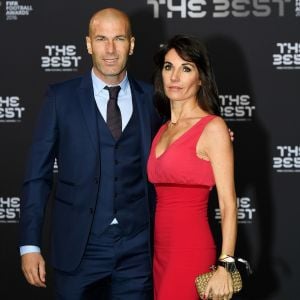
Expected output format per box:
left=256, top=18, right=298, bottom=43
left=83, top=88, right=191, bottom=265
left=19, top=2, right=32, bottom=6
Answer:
left=195, top=257, right=251, bottom=299
left=195, top=267, right=242, bottom=298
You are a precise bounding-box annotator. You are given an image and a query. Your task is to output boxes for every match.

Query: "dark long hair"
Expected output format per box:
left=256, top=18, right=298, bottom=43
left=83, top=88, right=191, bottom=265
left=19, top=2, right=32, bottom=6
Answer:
left=153, top=34, right=220, bottom=118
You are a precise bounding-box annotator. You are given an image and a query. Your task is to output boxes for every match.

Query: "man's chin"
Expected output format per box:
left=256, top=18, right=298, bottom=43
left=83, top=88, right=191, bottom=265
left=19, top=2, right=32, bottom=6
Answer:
left=102, top=69, right=126, bottom=78
left=93, top=66, right=126, bottom=80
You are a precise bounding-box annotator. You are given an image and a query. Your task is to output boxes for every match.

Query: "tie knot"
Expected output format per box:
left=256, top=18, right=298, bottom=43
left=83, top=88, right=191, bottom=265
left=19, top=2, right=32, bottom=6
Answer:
left=105, top=85, right=121, bottom=100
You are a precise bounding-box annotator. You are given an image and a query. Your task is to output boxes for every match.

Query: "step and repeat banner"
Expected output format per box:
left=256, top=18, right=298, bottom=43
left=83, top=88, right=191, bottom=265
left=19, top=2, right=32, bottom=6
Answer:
left=0, top=0, right=299, bottom=299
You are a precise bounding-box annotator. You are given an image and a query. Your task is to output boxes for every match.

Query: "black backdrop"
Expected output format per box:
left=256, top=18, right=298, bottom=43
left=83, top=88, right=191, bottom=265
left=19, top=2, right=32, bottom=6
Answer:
left=1, top=0, right=299, bottom=299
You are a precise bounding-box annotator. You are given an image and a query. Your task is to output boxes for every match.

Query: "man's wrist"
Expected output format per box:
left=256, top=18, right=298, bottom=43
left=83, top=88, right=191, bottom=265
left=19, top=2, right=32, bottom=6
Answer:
left=20, top=245, right=41, bottom=256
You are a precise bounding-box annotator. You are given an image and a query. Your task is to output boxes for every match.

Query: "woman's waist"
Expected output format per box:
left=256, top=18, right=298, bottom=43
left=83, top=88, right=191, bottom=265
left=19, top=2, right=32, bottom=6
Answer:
left=154, top=220, right=215, bottom=248
left=155, top=184, right=210, bottom=208
left=155, top=203, right=209, bottom=214
left=155, top=183, right=210, bottom=198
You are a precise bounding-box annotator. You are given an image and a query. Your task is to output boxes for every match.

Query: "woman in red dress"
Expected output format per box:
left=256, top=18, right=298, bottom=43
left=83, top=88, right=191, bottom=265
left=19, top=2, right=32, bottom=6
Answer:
left=147, top=35, right=238, bottom=300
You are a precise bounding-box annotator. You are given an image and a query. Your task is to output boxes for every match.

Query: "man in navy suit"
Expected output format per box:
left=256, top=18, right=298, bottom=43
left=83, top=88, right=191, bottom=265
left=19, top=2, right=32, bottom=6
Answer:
left=20, top=8, right=161, bottom=299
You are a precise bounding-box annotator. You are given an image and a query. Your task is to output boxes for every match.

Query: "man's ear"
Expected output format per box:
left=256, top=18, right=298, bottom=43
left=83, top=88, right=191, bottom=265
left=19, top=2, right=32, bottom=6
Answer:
left=86, top=36, right=92, bottom=54
left=129, top=37, right=135, bottom=55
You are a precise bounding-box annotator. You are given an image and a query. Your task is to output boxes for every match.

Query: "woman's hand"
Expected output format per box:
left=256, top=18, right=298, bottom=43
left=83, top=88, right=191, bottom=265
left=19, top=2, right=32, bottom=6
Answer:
left=228, top=128, right=234, bottom=142
left=203, top=266, right=233, bottom=300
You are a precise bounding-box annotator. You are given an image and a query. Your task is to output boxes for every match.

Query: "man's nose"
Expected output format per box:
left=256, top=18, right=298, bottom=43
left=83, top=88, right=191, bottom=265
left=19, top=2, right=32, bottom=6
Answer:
left=106, top=40, right=116, bottom=53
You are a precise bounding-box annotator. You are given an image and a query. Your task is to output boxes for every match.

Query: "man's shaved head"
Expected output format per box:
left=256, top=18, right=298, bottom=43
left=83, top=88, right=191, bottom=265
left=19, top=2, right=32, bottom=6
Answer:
left=85, top=7, right=135, bottom=84
left=88, top=8, right=132, bottom=37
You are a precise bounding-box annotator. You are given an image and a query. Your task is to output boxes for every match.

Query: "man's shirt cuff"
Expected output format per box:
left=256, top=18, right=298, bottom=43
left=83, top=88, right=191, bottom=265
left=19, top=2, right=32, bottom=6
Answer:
left=20, top=246, right=41, bottom=256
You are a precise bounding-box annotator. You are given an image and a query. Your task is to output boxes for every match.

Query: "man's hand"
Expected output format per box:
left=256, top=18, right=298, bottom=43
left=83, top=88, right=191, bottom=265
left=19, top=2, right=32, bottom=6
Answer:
left=21, top=253, right=46, bottom=287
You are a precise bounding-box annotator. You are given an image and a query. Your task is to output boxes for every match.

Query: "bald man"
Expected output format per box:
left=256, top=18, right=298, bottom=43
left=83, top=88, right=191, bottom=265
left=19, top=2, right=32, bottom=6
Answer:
left=20, top=8, right=161, bottom=299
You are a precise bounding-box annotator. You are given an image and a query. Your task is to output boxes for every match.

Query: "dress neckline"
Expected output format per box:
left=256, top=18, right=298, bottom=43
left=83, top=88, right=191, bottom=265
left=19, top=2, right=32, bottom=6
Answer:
left=154, top=115, right=213, bottom=159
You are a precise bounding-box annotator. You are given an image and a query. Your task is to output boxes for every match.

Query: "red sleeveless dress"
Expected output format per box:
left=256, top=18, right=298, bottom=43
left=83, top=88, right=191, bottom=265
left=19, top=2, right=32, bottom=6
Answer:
left=147, top=115, right=217, bottom=300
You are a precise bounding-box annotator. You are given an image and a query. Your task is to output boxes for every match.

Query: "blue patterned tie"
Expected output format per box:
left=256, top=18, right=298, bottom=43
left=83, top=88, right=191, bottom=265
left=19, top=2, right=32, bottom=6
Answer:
left=105, top=85, right=122, bottom=140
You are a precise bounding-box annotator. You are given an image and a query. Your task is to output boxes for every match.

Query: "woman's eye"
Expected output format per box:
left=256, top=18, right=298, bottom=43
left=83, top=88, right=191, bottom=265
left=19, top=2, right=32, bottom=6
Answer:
left=163, top=64, right=172, bottom=70
left=183, top=66, right=191, bottom=72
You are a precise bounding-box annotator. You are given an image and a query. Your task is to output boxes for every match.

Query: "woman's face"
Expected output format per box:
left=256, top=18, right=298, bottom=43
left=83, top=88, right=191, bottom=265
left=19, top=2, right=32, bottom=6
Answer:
left=162, top=48, right=201, bottom=103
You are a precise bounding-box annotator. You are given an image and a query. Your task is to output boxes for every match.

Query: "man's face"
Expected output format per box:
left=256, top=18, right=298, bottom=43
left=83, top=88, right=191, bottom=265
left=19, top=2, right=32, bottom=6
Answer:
left=86, top=16, right=135, bottom=84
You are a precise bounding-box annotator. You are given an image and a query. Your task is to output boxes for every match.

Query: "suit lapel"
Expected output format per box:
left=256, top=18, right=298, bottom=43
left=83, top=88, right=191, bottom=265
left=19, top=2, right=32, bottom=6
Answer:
left=77, top=73, right=99, bottom=153
left=77, top=73, right=153, bottom=158
left=129, top=76, right=152, bottom=163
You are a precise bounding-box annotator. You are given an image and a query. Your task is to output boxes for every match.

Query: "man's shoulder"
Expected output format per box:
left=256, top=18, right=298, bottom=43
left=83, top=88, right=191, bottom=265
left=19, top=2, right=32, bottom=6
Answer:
left=48, top=73, right=90, bottom=92
left=128, top=75, right=154, bottom=94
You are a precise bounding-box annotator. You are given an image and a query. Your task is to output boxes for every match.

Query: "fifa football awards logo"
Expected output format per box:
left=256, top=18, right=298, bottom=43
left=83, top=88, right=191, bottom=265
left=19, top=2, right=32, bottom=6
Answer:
left=5, top=1, right=33, bottom=21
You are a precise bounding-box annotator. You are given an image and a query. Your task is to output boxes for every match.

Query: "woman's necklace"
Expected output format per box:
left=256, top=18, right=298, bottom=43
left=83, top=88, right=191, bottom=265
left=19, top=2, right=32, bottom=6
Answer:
left=170, top=108, right=185, bottom=127
left=169, top=118, right=181, bottom=127
left=170, top=105, right=199, bottom=127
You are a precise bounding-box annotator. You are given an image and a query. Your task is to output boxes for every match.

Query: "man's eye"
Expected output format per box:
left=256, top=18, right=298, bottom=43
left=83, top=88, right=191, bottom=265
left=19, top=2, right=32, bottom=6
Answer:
left=116, top=37, right=126, bottom=41
left=95, top=37, right=105, bottom=41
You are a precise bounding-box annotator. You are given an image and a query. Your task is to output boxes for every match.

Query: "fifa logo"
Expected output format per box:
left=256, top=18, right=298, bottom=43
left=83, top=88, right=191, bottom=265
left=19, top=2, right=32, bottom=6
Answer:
left=5, top=1, right=33, bottom=21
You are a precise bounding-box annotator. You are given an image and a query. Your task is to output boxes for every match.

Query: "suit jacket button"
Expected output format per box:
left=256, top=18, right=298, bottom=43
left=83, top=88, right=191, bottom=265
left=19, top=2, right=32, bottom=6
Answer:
left=94, top=177, right=99, bottom=183
left=89, top=208, right=94, bottom=214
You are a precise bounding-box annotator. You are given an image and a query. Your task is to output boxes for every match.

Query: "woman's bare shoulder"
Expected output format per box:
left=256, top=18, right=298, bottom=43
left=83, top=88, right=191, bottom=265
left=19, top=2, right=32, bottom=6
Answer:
left=204, top=115, right=228, bottom=135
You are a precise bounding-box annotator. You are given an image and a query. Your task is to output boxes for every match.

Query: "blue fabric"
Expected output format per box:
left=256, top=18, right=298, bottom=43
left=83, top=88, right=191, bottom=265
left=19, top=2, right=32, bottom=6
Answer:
left=19, top=72, right=162, bottom=273
left=91, top=93, right=146, bottom=237
left=54, top=225, right=152, bottom=300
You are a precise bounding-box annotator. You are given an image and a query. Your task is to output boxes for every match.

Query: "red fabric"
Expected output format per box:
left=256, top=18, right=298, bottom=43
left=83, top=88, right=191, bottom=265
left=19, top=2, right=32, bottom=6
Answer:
left=147, top=115, right=217, bottom=300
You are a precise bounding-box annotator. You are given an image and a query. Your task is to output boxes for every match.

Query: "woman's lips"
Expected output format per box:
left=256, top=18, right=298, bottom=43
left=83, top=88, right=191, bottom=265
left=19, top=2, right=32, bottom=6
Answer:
left=168, top=86, right=182, bottom=90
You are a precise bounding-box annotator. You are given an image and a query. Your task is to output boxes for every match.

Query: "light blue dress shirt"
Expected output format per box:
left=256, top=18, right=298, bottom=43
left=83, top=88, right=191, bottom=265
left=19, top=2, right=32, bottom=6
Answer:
left=92, top=70, right=133, bottom=130
left=20, top=70, right=133, bottom=255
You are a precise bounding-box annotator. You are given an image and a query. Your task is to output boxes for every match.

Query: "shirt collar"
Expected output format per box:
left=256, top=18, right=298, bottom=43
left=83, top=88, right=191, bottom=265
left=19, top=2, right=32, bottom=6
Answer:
left=91, top=69, right=129, bottom=96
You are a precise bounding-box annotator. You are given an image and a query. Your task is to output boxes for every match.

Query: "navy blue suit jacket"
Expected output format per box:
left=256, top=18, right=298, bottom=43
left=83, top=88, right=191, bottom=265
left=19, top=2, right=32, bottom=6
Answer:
left=20, top=72, right=162, bottom=271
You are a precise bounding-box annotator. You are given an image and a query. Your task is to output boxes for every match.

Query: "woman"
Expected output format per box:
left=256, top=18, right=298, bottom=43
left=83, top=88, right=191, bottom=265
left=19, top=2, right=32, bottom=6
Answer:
left=147, top=35, right=238, bottom=300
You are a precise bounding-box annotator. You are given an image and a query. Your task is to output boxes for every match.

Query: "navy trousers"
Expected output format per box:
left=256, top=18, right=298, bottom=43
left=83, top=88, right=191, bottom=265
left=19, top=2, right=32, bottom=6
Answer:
left=54, top=225, right=153, bottom=300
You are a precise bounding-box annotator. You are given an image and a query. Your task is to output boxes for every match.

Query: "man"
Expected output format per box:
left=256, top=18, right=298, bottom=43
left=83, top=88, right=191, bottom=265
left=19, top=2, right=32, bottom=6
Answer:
left=20, top=8, right=161, bottom=299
